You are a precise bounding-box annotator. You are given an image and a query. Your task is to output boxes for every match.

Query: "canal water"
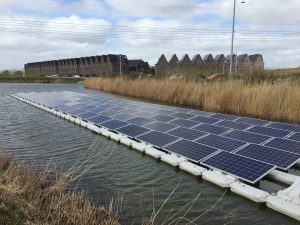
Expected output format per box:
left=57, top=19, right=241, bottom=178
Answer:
left=0, top=83, right=298, bottom=225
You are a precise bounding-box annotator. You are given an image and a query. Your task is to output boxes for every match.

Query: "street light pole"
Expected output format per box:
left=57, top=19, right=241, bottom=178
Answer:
left=176, top=61, right=179, bottom=74
left=229, top=0, right=236, bottom=77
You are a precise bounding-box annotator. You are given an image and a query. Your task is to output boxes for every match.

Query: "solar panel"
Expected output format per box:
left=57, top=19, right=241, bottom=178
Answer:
left=116, top=124, right=150, bottom=137
left=126, top=117, right=154, bottom=126
left=165, top=139, right=218, bottom=162
left=153, top=109, right=174, bottom=115
left=267, top=122, right=300, bottom=133
left=236, top=144, right=300, bottom=170
left=77, top=111, right=98, bottom=120
left=201, top=151, right=275, bottom=184
left=193, top=124, right=230, bottom=135
left=100, top=119, right=129, bottom=130
left=170, top=112, right=195, bottom=119
left=112, top=113, right=136, bottom=121
left=169, top=118, right=200, bottom=128
left=265, top=138, right=300, bottom=155
left=101, top=110, right=121, bottom=117
left=189, top=110, right=214, bottom=117
left=87, top=115, right=112, bottom=124
left=210, top=113, right=239, bottom=121
left=68, top=108, right=88, bottom=116
left=89, top=107, right=109, bottom=113
left=225, top=130, right=271, bottom=144
left=150, top=115, right=175, bottom=122
left=288, top=133, right=300, bottom=142
left=196, top=134, right=247, bottom=152
left=236, top=117, right=269, bottom=126
left=214, top=120, right=251, bottom=130
left=134, top=111, right=158, bottom=118
left=137, top=131, right=179, bottom=148
left=145, top=121, right=178, bottom=132
left=173, top=107, right=193, bottom=113
left=190, top=115, right=220, bottom=124
left=247, top=126, right=291, bottom=138
left=168, top=127, right=207, bottom=140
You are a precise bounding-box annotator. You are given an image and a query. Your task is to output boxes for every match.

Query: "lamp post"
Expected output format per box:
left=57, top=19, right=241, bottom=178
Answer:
left=176, top=61, right=179, bottom=74
left=230, top=0, right=245, bottom=76
left=223, top=60, right=228, bottom=74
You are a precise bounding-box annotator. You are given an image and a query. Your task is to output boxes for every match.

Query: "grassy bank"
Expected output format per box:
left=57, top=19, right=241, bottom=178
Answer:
left=0, top=76, right=84, bottom=83
left=0, top=154, right=118, bottom=225
left=84, top=77, right=300, bottom=124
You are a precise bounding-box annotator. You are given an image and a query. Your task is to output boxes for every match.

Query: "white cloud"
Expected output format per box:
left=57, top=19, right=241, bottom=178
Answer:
left=0, top=0, right=300, bottom=70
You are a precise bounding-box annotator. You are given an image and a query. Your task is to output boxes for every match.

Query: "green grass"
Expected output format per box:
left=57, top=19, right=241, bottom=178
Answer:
left=0, top=76, right=84, bottom=83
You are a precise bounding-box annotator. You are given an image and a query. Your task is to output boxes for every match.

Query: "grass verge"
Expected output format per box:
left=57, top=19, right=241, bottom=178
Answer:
left=0, top=154, right=118, bottom=225
left=84, top=77, right=300, bottom=124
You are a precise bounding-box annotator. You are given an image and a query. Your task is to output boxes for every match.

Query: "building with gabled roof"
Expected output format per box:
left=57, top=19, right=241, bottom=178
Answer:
left=155, top=54, right=169, bottom=75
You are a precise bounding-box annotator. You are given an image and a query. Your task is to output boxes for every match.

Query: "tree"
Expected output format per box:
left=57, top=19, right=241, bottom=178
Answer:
left=13, top=70, right=24, bottom=76
left=0, top=70, right=10, bottom=76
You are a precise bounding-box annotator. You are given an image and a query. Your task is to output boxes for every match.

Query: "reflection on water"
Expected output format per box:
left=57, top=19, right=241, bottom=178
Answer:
left=0, top=83, right=298, bottom=225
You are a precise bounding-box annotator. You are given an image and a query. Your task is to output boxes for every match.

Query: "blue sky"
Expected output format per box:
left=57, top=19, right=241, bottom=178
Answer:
left=1, top=0, right=300, bottom=70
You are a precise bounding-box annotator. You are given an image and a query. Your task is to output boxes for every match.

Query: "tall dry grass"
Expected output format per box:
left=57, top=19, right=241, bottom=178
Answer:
left=0, top=153, right=119, bottom=225
left=85, top=77, right=300, bottom=124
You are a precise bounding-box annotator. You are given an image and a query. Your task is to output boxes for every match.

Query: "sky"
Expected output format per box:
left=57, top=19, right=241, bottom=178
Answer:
left=1, top=0, right=300, bottom=70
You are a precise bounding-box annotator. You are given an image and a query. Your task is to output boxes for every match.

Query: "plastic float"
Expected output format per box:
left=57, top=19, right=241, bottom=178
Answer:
left=11, top=94, right=300, bottom=222
left=161, top=154, right=186, bottom=167
left=109, top=133, right=121, bottom=142
left=120, top=137, right=134, bottom=147
left=179, top=161, right=206, bottom=176
left=230, top=181, right=269, bottom=203
left=267, top=170, right=297, bottom=185
left=202, top=170, right=236, bottom=188
left=266, top=195, right=300, bottom=221
left=131, top=142, right=148, bottom=152
left=144, top=147, right=166, bottom=159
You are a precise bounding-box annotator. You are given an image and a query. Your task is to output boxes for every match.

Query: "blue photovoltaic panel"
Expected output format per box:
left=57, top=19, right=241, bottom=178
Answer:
left=173, top=107, right=193, bottom=113
left=127, top=117, right=154, bottom=126
left=225, top=130, right=271, bottom=144
left=265, top=138, right=300, bottom=155
left=267, top=122, right=300, bottom=133
left=288, top=133, right=300, bottom=142
left=101, top=110, right=121, bottom=117
left=201, top=151, right=275, bottom=184
left=153, top=109, right=174, bottom=115
left=165, top=139, right=218, bottom=162
left=68, top=108, right=88, bottom=116
left=145, top=121, right=178, bottom=132
left=116, top=124, right=150, bottom=137
left=210, top=113, right=239, bottom=121
left=88, top=115, right=112, bottom=124
left=236, top=117, right=269, bottom=126
left=193, top=124, right=230, bottom=135
left=100, top=119, right=129, bottom=130
left=215, top=120, right=252, bottom=130
left=170, top=112, right=195, bottom=119
left=112, top=113, right=136, bottom=121
left=150, top=115, right=175, bottom=122
left=137, top=131, right=179, bottom=148
left=190, top=115, right=220, bottom=124
left=80, top=105, right=98, bottom=111
left=247, top=126, right=291, bottom=138
left=168, top=127, right=207, bottom=140
left=189, top=110, right=214, bottom=117
left=119, top=108, right=141, bottom=114
left=169, top=118, right=200, bottom=128
left=236, top=144, right=300, bottom=170
left=134, top=111, right=158, bottom=118
left=196, top=134, right=247, bottom=152
left=77, top=111, right=98, bottom=120
left=89, top=107, right=109, bottom=113
left=109, top=106, right=125, bottom=111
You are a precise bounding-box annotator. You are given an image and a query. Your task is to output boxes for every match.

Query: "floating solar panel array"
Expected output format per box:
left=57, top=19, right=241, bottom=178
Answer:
left=15, top=91, right=300, bottom=184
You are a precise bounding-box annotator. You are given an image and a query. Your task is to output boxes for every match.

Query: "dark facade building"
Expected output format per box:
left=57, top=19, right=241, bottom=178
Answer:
left=128, top=59, right=150, bottom=74
left=25, top=54, right=130, bottom=77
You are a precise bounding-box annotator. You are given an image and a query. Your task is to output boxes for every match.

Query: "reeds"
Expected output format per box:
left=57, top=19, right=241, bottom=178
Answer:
left=84, top=77, right=300, bottom=124
left=0, top=153, right=119, bottom=225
